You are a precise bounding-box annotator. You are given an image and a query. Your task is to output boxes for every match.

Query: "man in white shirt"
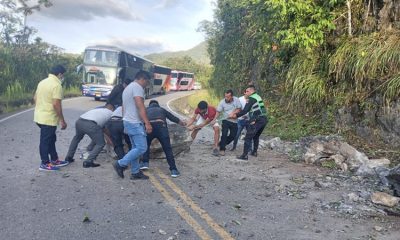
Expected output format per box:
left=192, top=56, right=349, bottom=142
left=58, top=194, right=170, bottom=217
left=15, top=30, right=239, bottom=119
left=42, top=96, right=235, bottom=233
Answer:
left=213, top=89, right=242, bottom=156
left=113, top=70, right=152, bottom=180
left=65, top=104, right=114, bottom=167
left=231, top=93, right=252, bottom=151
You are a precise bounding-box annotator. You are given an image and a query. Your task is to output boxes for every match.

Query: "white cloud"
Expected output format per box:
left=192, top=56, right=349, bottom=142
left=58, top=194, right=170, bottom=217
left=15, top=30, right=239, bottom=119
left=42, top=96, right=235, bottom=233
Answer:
left=33, top=0, right=140, bottom=21
left=153, top=0, right=182, bottom=9
left=91, top=37, right=164, bottom=55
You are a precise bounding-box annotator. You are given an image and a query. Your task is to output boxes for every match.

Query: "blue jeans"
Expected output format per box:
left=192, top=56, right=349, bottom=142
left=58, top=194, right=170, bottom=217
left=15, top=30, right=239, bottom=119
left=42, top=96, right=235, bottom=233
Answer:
left=232, top=119, right=252, bottom=150
left=118, top=121, right=147, bottom=174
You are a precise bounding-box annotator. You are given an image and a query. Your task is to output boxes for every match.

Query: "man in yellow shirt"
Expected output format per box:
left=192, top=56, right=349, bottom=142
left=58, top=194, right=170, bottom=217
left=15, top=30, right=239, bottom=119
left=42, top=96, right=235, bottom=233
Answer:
left=34, top=65, right=69, bottom=171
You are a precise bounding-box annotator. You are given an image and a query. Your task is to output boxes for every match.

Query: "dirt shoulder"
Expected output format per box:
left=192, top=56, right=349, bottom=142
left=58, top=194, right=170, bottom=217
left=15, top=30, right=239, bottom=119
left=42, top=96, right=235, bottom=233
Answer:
left=169, top=93, right=400, bottom=240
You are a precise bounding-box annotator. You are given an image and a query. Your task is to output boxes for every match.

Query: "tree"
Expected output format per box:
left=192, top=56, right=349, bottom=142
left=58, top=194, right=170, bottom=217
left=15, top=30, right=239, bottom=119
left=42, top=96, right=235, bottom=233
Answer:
left=0, top=0, right=52, bottom=45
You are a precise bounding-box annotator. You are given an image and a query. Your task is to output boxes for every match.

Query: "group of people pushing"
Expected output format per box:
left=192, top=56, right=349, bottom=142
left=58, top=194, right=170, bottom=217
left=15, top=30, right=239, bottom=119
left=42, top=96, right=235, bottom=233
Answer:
left=33, top=65, right=268, bottom=180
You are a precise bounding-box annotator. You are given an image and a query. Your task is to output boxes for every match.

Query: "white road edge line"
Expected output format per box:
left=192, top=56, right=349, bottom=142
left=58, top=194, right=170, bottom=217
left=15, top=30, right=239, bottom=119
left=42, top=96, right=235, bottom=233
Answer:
left=0, top=97, right=84, bottom=124
left=166, top=98, right=188, bottom=120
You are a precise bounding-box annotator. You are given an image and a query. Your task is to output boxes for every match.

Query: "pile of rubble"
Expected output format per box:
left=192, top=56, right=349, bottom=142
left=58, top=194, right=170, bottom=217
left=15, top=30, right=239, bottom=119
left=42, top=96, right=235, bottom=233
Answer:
left=259, top=135, right=400, bottom=216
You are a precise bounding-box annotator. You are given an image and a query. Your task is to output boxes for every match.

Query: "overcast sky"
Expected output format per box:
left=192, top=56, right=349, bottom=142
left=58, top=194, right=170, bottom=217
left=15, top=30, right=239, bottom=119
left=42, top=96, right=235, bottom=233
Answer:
left=26, top=0, right=215, bottom=55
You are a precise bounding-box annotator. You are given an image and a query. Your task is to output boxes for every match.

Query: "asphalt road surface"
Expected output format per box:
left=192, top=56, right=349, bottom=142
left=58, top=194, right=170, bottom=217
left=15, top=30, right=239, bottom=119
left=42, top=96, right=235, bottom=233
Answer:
left=1, top=91, right=400, bottom=240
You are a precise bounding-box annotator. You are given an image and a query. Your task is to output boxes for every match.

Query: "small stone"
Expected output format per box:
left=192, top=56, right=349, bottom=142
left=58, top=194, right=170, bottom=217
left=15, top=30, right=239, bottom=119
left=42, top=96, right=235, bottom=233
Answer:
left=232, top=220, right=241, bottom=225
left=83, top=215, right=90, bottom=223
left=374, top=226, right=383, bottom=232
left=347, top=193, right=360, bottom=202
left=315, top=229, right=321, bottom=233
left=79, top=202, right=86, bottom=206
left=59, top=208, right=64, bottom=212
left=371, top=192, right=400, bottom=207
left=15, top=156, right=19, bottom=159
left=159, top=229, right=167, bottom=235
left=314, top=181, right=322, bottom=188
left=239, top=177, right=246, bottom=181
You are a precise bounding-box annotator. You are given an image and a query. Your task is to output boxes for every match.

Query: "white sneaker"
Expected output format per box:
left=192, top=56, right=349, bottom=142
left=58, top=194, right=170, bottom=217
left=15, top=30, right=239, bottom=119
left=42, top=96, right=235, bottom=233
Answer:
left=80, top=152, right=89, bottom=160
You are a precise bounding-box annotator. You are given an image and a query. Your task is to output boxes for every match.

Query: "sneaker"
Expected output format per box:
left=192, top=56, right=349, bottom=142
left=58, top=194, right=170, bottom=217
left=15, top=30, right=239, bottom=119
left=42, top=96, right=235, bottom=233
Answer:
left=130, top=171, right=149, bottom=180
left=230, top=146, right=236, bottom=151
left=219, top=150, right=225, bottom=156
left=80, top=152, right=89, bottom=160
left=250, top=151, right=257, bottom=157
left=212, top=148, right=219, bottom=156
left=51, top=159, right=69, bottom=167
left=113, top=161, right=125, bottom=178
left=171, top=169, right=180, bottom=178
left=39, top=163, right=60, bottom=171
left=140, top=162, right=149, bottom=170
left=237, top=154, right=248, bottom=161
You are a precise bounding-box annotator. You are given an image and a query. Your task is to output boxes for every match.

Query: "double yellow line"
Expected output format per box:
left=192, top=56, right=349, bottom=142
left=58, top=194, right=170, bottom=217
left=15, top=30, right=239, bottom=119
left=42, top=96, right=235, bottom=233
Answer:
left=147, top=168, right=234, bottom=240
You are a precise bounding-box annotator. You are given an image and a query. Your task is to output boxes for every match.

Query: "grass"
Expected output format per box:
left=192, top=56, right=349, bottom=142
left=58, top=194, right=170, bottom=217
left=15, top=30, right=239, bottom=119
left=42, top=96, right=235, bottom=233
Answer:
left=187, top=89, right=219, bottom=109
left=265, top=101, right=336, bottom=141
left=0, top=85, right=82, bottom=114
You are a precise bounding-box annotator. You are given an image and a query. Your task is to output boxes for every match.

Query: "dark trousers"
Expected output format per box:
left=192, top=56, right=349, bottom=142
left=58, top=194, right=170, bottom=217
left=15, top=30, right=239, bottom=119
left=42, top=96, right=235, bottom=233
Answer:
left=106, top=120, right=132, bottom=159
left=243, top=116, right=268, bottom=155
left=142, top=122, right=177, bottom=171
left=219, top=120, right=238, bottom=151
left=66, top=118, right=105, bottom=163
left=37, top=123, right=58, bottom=164
left=233, top=119, right=252, bottom=150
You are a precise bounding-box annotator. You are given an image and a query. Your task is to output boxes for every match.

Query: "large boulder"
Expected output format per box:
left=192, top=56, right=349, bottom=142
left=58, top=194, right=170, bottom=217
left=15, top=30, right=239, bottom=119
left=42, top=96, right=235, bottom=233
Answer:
left=149, top=123, right=192, bottom=159
left=387, top=165, right=400, bottom=197
left=296, top=135, right=390, bottom=175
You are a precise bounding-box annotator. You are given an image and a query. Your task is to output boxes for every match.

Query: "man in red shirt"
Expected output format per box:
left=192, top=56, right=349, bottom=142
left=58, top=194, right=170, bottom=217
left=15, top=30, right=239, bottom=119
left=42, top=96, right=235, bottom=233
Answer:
left=186, top=101, right=220, bottom=156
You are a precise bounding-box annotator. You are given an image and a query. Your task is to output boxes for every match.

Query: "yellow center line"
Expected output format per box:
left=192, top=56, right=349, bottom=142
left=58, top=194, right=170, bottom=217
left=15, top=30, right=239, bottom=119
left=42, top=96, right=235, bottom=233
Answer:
left=155, top=168, right=235, bottom=240
left=147, top=171, right=213, bottom=240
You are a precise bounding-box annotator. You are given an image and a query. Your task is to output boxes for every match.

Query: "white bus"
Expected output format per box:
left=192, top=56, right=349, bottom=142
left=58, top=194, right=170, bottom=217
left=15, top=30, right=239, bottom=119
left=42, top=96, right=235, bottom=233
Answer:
left=80, top=45, right=154, bottom=100
left=169, top=70, right=195, bottom=91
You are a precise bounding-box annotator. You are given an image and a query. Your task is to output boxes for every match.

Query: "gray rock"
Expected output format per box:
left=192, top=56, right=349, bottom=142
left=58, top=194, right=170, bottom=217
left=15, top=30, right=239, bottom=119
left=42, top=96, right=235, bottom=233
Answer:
left=149, top=124, right=192, bottom=159
left=371, top=192, right=400, bottom=207
left=387, top=165, right=400, bottom=196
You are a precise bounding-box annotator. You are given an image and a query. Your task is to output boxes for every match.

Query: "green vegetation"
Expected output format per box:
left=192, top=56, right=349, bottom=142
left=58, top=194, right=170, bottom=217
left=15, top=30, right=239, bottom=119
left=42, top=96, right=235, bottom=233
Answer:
left=0, top=0, right=82, bottom=114
left=187, top=90, right=219, bottom=109
left=198, top=0, right=400, bottom=146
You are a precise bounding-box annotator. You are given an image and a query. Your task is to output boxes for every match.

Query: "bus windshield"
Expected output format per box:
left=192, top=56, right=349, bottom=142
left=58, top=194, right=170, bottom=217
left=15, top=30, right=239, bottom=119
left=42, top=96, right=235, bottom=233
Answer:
left=84, top=50, right=119, bottom=66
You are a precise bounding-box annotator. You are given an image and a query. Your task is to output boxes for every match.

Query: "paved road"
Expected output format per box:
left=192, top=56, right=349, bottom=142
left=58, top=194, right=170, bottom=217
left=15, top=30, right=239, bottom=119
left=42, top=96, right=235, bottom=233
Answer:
left=0, top=91, right=226, bottom=240
left=1, top=91, right=400, bottom=240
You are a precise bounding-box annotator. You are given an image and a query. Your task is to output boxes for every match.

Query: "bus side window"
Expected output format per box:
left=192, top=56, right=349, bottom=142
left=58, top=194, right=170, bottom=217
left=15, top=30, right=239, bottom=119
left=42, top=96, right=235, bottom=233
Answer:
left=120, top=53, right=127, bottom=67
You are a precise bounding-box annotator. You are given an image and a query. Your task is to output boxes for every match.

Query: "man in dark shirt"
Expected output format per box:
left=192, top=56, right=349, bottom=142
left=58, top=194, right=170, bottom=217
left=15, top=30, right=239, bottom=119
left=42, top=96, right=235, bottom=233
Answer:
left=230, top=85, right=268, bottom=160
left=140, top=100, right=186, bottom=177
left=106, top=78, right=132, bottom=108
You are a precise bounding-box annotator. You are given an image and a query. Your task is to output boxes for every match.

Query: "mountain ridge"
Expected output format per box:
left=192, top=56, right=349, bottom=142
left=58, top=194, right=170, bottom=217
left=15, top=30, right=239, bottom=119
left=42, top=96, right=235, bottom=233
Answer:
left=145, top=41, right=209, bottom=65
